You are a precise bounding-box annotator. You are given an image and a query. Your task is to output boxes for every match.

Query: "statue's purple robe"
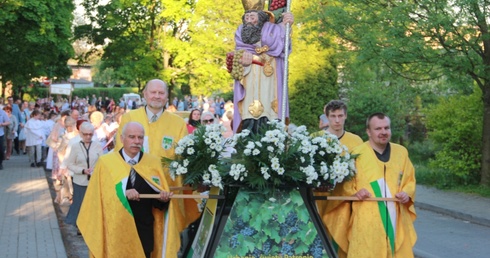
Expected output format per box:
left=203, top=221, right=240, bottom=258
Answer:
left=232, top=22, right=291, bottom=133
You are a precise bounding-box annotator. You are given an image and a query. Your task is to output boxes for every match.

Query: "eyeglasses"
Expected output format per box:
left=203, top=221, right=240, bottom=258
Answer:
left=202, top=118, right=214, bottom=124
left=81, top=133, right=94, bottom=136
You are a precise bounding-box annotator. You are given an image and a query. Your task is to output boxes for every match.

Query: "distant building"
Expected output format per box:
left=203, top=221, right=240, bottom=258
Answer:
left=69, top=64, right=93, bottom=88
left=70, top=64, right=92, bottom=81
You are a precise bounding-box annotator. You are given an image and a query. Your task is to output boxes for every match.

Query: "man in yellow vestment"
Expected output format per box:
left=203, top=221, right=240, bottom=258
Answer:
left=345, top=113, right=417, bottom=258
left=114, top=79, right=200, bottom=256
left=77, top=122, right=174, bottom=257
left=311, top=100, right=363, bottom=258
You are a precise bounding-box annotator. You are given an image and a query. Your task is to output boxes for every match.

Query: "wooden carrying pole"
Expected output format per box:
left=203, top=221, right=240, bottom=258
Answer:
left=316, top=196, right=400, bottom=202
left=139, top=194, right=224, bottom=199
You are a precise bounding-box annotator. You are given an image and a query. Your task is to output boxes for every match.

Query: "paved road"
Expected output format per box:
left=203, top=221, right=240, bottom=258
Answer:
left=414, top=208, right=490, bottom=258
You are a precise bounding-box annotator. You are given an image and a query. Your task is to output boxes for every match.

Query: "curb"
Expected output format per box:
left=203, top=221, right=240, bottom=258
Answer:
left=416, top=202, right=490, bottom=228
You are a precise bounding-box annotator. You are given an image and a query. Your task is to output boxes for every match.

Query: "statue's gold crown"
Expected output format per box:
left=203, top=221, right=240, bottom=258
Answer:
left=242, top=0, right=265, bottom=11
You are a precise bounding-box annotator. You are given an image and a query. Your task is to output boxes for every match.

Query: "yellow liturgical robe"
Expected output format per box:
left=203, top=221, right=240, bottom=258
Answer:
left=344, top=142, right=417, bottom=258
left=313, top=131, right=363, bottom=258
left=77, top=151, right=178, bottom=257
left=115, top=108, right=201, bottom=254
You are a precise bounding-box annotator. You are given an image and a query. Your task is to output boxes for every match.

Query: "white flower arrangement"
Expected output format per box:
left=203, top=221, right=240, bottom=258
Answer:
left=223, top=120, right=357, bottom=190
left=162, top=123, right=228, bottom=189
left=163, top=120, right=357, bottom=191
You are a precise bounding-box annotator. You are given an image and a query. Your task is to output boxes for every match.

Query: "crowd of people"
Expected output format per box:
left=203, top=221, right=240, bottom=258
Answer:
left=0, top=88, right=234, bottom=243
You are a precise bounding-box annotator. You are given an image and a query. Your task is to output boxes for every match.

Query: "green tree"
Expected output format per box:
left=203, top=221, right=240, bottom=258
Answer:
left=287, top=0, right=339, bottom=130
left=425, top=88, right=483, bottom=186
left=183, top=0, right=243, bottom=96
left=315, top=0, right=490, bottom=186
left=76, top=0, right=174, bottom=91
left=0, top=0, right=74, bottom=97
left=338, top=58, right=432, bottom=143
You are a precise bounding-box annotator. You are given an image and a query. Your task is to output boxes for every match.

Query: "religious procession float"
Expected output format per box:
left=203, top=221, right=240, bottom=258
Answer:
left=162, top=1, right=358, bottom=257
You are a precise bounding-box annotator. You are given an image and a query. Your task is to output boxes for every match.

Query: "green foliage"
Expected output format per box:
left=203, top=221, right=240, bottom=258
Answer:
left=287, top=0, right=338, bottom=130
left=288, top=69, right=338, bottom=130
left=406, top=140, right=437, bottom=165
left=72, top=88, right=138, bottom=101
left=313, top=0, right=490, bottom=185
left=425, top=88, right=483, bottom=186
left=0, top=0, right=74, bottom=95
left=76, top=0, right=187, bottom=90
left=343, top=64, right=415, bottom=142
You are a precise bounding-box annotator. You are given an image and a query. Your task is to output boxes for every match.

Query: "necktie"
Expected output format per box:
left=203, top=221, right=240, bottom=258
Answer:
left=151, top=114, right=157, bottom=123
left=128, top=159, right=137, bottom=186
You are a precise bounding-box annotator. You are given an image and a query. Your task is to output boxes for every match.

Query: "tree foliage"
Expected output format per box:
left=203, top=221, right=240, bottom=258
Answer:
left=314, top=0, right=490, bottom=186
left=0, top=0, right=74, bottom=97
left=425, top=87, right=483, bottom=186
left=76, top=0, right=339, bottom=130
left=287, top=0, right=338, bottom=130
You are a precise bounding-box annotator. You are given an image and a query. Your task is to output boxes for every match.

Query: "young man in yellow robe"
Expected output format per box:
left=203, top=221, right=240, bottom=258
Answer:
left=77, top=122, right=174, bottom=257
left=114, top=79, right=200, bottom=256
left=346, top=113, right=417, bottom=258
left=311, top=100, right=363, bottom=258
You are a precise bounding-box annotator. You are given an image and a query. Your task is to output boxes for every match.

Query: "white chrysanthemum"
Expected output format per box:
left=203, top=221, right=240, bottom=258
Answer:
left=204, top=138, right=212, bottom=145
left=263, top=172, right=271, bottom=180
left=175, top=146, right=184, bottom=155
left=267, top=146, right=274, bottom=152
left=252, top=149, right=260, bottom=156
left=300, top=156, right=305, bottom=163
left=300, top=165, right=318, bottom=184
left=187, top=148, right=195, bottom=155
left=261, top=166, right=269, bottom=174
left=176, top=165, right=187, bottom=175
left=246, top=141, right=255, bottom=149
left=277, top=167, right=285, bottom=175
left=171, top=161, right=179, bottom=168
left=183, top=159, right=189, bottom=167
left=209, top=143, right=217, bottom=150
left=244, top=149, right=252, bottom=156
left=271, top=157, right=279, bottom=164
left=271, top=162, right=280, bottom=171
left=215, top=145, right=223, bottom=152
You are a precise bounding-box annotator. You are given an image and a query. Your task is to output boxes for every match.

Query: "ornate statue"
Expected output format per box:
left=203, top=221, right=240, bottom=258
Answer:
left=229, top=0, right=293, bottom=133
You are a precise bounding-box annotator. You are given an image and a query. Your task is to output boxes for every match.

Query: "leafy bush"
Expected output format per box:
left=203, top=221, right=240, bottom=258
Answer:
left=425, top=88, right=483, bottom=186
left=289, top=68, right=338, bottom=131
left=406, top=140, right=437, bottom=164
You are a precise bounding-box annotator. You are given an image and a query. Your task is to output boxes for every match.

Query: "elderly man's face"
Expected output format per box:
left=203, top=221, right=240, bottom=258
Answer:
left=144, top=81, right=168, bottom=110
left=121, top=124, right=144, bottom=157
